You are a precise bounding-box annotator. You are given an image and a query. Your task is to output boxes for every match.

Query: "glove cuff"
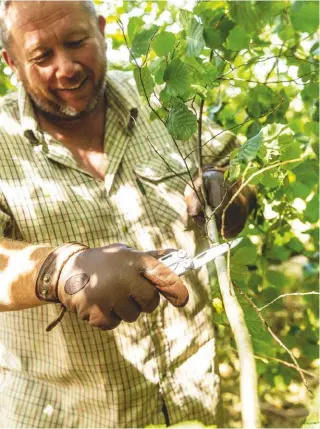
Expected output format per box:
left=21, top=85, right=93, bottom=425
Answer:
left=36, top=242, right=89, bottom=302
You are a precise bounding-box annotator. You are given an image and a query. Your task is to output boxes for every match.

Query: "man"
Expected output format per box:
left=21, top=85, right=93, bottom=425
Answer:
left=0, top=1, right=255, bottom=428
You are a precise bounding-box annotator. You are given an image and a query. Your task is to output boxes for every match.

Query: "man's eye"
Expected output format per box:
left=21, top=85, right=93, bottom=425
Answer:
left=66, top=39, right=85, bottom=48
left=33, top=52, right=50, bottom=63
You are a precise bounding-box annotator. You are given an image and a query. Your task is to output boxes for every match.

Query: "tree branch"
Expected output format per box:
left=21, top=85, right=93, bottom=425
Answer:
left=219, top=70, right=316, bottom=85
left=254, top=353, right=317, bottom=379
left=207, top=214, right=261, bottom=428
left=259, top=291, right=320, bottom=312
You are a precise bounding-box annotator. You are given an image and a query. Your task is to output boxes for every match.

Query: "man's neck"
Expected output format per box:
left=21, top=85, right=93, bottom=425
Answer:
left=37, top=97, right=107, bottom=150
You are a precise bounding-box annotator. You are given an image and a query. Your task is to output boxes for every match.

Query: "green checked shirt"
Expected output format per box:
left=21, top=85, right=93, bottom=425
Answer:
left=0, top=71, right=237, bottom=428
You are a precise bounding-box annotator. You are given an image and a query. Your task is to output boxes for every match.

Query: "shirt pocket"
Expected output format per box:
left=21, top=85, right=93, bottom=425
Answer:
left=134, top=157, right=195, bottom=234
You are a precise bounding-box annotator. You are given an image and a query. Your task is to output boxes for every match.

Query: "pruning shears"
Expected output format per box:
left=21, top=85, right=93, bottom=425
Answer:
left=159, top=237, right=242, bottom=276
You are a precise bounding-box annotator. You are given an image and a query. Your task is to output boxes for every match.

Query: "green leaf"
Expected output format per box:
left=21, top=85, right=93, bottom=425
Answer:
left=266, top=246, right=291, bottom=262
left=149, top=108, right=167, bottom=122
left=166, top=104, right=197, bottom=141
left=278, top=133, right=294, bottom=152
left=152, top=32, right=176, bottom=57
left=292, top=161, right=318, bottom=189
left=164, top=58, right=191, bottom=96
left=266, top=270, right=288, bottom=288
left=196, top=4, right=225, bottom=23
left=279, top=142, right=302, bottom=168
left=202, top=63, right=218, bottom=85
left=252, top=337, right=276, bottom=357
left=237, top=130, right=263, bottom=162
left=131, top=25, right=158, bottom=58
left=298, top=63, right=312, bottom=80
left=203, top=28, right=222, bottom=49
left=179, top=9, right=193, bottom=30
left=304, top=122, right=319, bottom=137
left=228, top=1, right=264, bottom=33
left=305, top=194, right=319, bottom=223
left=290, top=182, right=313, bottom=200
left=290, top=1, right=319, bottom=33
left=184, top=57, right=205, bottom=75
left=231, top=244, right=258, bottom=266
left=133, top=67, right=155, bottom=99
left=149, top=58, right=167, bottom=85
left=226, top=26, right=251, bottom=51
left=186, top=18, right=205, bottom=57
left=127, top=17, right=144, bottom=43
left=247, top=85, right=279, bottom=117
left=261, top=171, right=281, bottom=189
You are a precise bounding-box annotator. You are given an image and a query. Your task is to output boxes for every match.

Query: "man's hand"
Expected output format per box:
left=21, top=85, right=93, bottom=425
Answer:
left=184, top=165, right=257, bottom=238
left=36, top=243, right=189, bottom=330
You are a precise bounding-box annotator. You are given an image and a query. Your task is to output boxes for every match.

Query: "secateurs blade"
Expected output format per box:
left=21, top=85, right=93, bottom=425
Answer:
left=159, top=237, right=243, bottom=276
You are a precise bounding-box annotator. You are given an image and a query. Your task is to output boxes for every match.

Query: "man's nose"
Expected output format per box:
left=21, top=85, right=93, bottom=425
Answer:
left=54, top=51, right=81, bottom=79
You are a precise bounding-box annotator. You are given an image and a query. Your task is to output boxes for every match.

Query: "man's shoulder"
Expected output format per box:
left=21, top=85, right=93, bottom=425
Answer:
left=108, top=69, right=135, bottom=87
left=0, top=91, right=19, bottom=111
left=0, top=91, right=22, bottom=143
left=107, top=69, right=140, bottom=103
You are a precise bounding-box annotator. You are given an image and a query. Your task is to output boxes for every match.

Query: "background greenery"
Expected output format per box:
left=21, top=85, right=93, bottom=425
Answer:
left=1, top=1, right=318, bottom=427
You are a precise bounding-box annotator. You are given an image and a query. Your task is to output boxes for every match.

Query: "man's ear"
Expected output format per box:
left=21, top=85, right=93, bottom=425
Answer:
left=2, top=49, right=19, bottom=79
left=98, top=15, right=106, bottom=37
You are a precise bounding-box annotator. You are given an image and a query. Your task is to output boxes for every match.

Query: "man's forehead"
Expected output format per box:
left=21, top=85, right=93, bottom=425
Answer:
left=7, top=1, right=91, bottom=44
left=7, top=1, right=86, bottom=27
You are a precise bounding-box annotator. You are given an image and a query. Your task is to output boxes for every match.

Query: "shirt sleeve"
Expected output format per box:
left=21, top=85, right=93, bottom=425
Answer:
left=0, top=191, right=12, bottom=238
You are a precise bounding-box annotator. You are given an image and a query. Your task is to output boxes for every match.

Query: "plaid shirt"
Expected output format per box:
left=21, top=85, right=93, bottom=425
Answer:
left=0, top=71, right=236, bottom=428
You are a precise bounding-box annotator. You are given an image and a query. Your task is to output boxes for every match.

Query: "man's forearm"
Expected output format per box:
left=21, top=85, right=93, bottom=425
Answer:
left=0, top=238, right=54, bottom=311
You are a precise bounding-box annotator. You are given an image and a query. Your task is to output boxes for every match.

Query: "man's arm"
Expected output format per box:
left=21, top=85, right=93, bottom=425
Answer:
left=0, top=239, right=189, bottom=330
left=0, top=238, right=54, bottom=311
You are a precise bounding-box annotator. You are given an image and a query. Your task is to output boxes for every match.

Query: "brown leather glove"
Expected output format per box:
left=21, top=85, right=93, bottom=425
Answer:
left=36, top=242, right=188, bottom=330
left=184, top=165, right=257, bottom=238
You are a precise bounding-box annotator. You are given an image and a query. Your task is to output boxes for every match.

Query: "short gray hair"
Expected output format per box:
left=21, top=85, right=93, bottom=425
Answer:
left=0, top=1, right=98, bottom=51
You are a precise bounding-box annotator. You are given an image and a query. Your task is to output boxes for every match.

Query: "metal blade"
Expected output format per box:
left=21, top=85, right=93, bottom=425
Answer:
left=192, top=237, right=243, bottom=270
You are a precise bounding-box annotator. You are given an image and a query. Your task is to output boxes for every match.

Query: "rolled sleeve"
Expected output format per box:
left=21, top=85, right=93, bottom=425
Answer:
left=0, top=192, right=11, bottom=237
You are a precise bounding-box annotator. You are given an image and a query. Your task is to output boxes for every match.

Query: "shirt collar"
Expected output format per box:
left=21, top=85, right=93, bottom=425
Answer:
left=18, top=82, right=42, bottom=144
left=17, top=71, right=139, bottom=144
left=105, top=71, right=139, bottom=131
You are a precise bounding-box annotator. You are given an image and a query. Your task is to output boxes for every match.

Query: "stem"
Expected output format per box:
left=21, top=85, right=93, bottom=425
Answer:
left=206, top=211, right=261, bottom=428
left=259, top=291, right=320, bottom=311
left=234, top=283, right=311, bottom=393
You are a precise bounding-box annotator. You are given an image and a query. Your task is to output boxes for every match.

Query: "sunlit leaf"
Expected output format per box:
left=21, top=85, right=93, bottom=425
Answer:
left=236, top=130, right=263, bottom=162
left=127, top=17, right=144, bottom=43
left=203, top=28, right=222, bottom=49
left=152, top=32, right=176, bottom=57
left=305, top=194, right=319, bottom=223
left=166, top=104, right=197, bottom=141
left=133, top=67, right=155, bottom=99
left=131, top=25, right=159, bottom=58
left=186, top=18, right=205, bottom=57
left=225, top=26, right=250, bottom=51
left=290, top=1, right=319, bottom=33
left=163, top=58, right=191, bottom=96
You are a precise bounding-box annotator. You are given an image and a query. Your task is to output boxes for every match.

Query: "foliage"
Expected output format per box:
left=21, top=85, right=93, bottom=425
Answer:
left=1, top=1, right=318, bottom=427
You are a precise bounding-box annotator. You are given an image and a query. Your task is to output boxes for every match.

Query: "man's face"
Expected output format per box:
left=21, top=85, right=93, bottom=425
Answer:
left=3, top=1, right=107, bottom=119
